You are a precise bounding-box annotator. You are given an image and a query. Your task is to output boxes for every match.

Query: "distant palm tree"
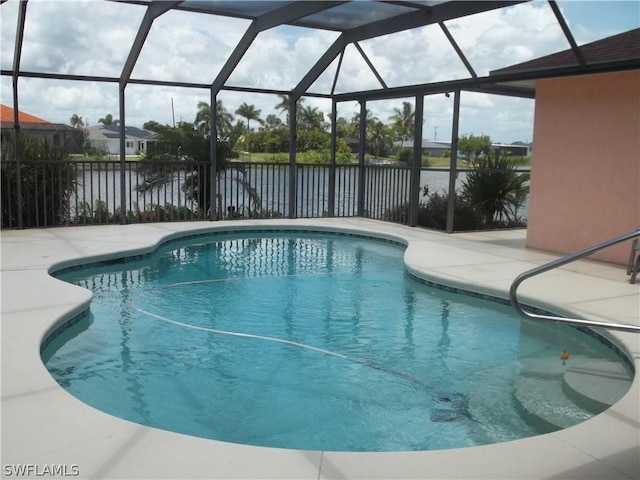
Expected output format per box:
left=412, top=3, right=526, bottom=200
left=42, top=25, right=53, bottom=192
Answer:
left=194, top=100, right=234, bottom=140
left=235, top=103, right=262, bottom=153
left=389, top=101, right=415, bottom=151
left=336, top=116, right=357, bottom=139
left=352, top=109, right=374, bottom=129
left=367, top=120, right=392, bottom=158
left=274, top=94, right=305, bottom=126
left=262, top=114, right=284, bottom=131
left=235, top=103, right=262, bottom=133
left=69, top=113, right=84, bottom=129
left=298, top=105, right=326, bottom=131
left=98, top=114, right=119, bottom=126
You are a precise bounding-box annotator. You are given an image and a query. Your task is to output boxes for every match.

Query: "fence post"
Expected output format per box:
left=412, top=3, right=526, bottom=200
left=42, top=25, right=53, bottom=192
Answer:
left=408, top=95, right=424, bottom=227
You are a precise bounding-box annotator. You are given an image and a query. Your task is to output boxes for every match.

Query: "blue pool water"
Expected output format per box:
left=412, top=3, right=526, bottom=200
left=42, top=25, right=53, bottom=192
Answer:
left=44, top=232, right=632, bottom=451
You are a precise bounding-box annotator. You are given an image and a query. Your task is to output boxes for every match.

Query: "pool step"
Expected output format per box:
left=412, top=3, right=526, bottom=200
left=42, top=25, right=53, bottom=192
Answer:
left=466, top=363, right=536, bottom=444
left=514, top=357, right=631, bottom=431
left=514, top=368, right=592, bottom=431
left=562, top=360, right=632, bottom=412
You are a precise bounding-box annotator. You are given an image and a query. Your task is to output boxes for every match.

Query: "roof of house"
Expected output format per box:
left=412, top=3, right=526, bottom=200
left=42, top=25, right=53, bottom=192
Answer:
left=393, top=140, right=451, bottom=149
left=0, top=104, right=50, bottom=124
left=491, top=28, right=640, bottom=76
left=88, top=125, right=159, bottom=141
left=0, top=121, right=78, bottom=132
left=0, top=104, right=81, bottom=133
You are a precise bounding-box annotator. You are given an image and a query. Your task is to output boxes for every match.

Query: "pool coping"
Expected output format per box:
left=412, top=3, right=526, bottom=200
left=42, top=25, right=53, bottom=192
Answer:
left=2, top=218, right=639, bottom=479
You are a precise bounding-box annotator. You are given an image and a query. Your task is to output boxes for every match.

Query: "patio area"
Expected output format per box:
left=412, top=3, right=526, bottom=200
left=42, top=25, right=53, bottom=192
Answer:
left=1, top=218, right=638, bottom=479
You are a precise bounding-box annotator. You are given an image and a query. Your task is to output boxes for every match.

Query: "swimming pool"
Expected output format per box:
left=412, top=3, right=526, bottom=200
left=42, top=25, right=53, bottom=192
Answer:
left=43, top=231, right=633, bottom=452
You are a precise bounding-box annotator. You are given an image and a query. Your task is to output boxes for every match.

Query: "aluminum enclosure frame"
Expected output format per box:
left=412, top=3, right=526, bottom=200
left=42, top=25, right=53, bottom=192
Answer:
left=3, top=0, right=638, bottom=228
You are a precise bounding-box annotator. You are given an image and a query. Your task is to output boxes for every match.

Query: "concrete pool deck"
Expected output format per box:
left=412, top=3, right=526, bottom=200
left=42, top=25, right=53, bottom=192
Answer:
left=1, top=218, right=638, bottom=479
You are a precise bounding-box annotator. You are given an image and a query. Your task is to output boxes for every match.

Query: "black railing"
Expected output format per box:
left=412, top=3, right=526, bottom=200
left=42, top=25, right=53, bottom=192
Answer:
left=1, top=159, right=530, bottom=229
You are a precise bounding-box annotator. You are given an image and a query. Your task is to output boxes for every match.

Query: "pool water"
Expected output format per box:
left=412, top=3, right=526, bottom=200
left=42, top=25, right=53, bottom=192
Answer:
left=44, top=232, right=632, bottom=451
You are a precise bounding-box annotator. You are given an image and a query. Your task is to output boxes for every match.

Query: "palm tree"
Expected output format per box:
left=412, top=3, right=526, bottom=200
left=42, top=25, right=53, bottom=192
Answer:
left=461, top=150, right=530, bottom=227
left=138, top=121, right=261, bottom=218
left=298, top=105, right=325, bottom=131
left=194, top=100, right=234, bottom=140
left=235, top=103, right=262, bottom=153
left=336, top=116, right=357, bottom=139
left=367, top=120, right=392, bottom=158
left=235, top=103, right=262, bottom=133
left=262, top=114, right=284, bottom=131
left=389, top=101, right=415, bottom=151
left=69, top=113, right=84, bottom=129
left=98, top=114, right=119, bottom=126
left=274, top=94, right=305, bottom=127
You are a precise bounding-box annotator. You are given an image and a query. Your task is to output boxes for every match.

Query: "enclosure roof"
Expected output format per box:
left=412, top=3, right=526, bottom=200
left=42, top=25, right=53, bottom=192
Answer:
left=116, top=0, right=498, bottom=33
left=2, top=0, right=639, bottom=108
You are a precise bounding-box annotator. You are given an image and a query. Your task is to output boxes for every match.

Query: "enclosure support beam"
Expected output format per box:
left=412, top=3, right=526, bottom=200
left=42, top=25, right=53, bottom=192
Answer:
left=356, top=100, right=367, bottom=217
left=11, top=0, right=28, bottom=228
left=120, top=1, right=182, bottom=86
left=293, top=1, right=523, bottom=98
left=439, top=22, right=477, bottom=78
left=288, top=98, right=297, bottom=219
left=330, top=49, right=345, bottom=96
left=209, top=92, right=218, bottom=220
left=118, top=1, right=182, bottom=225
left=446, top=90, right=461, bottom=233
left=211, top=23, right=259, bottom=94
left=212, top=2, right=346, bottom=94
left=328, top=99, right=338, bottom=217
left=354, top=42, right=388, bottom=89
left=118, top=85, right=127, bottom=224
left=409, top=95, right=424, bottom=227
left=548, top=0, right=586, bottom=68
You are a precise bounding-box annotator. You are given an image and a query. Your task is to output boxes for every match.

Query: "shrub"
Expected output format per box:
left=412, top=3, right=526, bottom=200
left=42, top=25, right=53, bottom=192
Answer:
left=1, top=135, right=77, bottom=227
left=418, top=190, right=482, bottom=231
left=460, top=150, right=529, bottom=227
left=398, top=148, right=412, bottom=163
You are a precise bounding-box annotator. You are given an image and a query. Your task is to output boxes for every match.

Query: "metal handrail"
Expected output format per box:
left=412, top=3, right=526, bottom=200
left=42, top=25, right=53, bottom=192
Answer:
left=509, top=228, right=640, bottom=333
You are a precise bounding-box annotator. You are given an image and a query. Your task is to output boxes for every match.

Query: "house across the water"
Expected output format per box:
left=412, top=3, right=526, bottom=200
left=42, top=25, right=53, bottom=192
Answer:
left=0, top=104, right=84, bottom=154
left=86, top=125, right=159, bottom=156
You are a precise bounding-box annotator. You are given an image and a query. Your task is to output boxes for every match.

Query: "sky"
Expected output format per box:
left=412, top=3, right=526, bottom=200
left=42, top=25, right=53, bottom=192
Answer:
left=1, top=0, right=638, bottom=144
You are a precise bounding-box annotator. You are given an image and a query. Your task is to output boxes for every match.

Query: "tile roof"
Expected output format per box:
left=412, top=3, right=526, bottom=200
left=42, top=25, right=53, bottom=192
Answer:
left=0, top=104, right=50, bottom=124
left=491, top=28, right=640, bottom=75
left=0, top=121, right=76, bottom=131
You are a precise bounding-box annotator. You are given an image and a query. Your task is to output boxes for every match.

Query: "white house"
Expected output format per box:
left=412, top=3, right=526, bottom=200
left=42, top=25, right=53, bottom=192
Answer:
left=87, top=125, right=159, bottom=156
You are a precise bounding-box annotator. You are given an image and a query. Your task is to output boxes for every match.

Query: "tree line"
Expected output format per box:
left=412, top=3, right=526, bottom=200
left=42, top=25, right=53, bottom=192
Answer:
left=136, top=97, right=421, bottom=160
left=71, top=101, right=509, bottom=166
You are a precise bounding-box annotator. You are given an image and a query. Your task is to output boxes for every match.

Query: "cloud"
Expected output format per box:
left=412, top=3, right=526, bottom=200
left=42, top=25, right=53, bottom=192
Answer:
left=17, top=0, right=146, bottom=76
left=443, top=1, right=568, bottom=75
left=131, top=10, right=249, bottom=84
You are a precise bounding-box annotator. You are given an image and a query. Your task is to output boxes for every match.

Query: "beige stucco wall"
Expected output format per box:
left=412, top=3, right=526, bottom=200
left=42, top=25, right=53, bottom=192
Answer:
left=527, top=70, right=640, bottom=265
